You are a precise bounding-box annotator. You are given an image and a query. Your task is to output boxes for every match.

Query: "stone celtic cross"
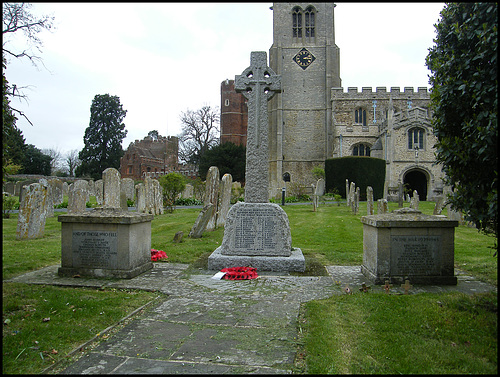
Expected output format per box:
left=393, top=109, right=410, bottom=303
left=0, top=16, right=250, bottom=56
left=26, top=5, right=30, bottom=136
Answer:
left=235, top=51, right=281, bottom=203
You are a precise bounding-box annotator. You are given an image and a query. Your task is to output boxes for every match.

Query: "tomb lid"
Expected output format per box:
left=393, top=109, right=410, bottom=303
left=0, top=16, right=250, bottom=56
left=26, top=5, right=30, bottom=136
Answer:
left=58, top=207, right=153, bottom=224
left=361, top=211, right=458, bottom=228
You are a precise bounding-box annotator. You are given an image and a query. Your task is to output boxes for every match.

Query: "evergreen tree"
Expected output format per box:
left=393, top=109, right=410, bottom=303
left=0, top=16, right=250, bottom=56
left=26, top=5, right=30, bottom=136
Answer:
left=77, top=94, right=127, bottom=179
left=425, top=3, right=497, bottom=238
left=198, top=142, right=246, bottom=182
left=22, top=144, right=52, bottom=175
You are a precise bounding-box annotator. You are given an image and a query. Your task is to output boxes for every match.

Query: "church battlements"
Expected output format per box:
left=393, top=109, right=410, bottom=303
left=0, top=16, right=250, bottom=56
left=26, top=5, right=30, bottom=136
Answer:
left=331, top=86, right=430, bottom=99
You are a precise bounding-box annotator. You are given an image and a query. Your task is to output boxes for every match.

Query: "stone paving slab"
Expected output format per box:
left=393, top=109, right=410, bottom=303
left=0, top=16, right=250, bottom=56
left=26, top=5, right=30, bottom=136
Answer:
left=4, top=263, right=496, bottom=374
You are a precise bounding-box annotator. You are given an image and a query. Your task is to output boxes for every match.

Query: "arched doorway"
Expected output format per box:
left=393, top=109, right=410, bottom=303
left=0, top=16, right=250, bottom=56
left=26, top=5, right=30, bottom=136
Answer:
left=403, top=169, right=428, bottom=201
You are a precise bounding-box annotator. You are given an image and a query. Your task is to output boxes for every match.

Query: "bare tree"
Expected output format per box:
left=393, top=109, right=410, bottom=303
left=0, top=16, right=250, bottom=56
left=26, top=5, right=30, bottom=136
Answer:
left=41, top=147, right=63, bottom=175
left=65, top=149, right=80, bottom=177
left=2, top=3, right=55, bottom=125
left=178, top=105, right=220, bottom=165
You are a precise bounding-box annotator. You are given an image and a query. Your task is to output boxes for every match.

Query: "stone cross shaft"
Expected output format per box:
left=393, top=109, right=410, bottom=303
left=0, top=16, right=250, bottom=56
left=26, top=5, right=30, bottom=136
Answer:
left=235, top=51, right=281, bottom=203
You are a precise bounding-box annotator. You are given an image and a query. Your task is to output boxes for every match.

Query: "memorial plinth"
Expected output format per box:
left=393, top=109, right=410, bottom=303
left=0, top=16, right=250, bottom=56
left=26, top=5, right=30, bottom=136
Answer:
left=58, top=208, right=153, bottom=279
left=360, top=208, right=458, bottom=285
left=208, top=202, right=305, bottom=272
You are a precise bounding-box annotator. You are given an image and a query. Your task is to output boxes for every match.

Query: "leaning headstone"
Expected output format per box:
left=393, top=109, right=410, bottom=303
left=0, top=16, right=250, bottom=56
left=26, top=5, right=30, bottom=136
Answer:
left=39, top=178, right=54, bottom=218
left=18, top=179, right=37, bottom=204
left=366, top=186, right=374, bottom=215
left=377, top=198, right=388, bottom=214
left=67, top=180, right=88, bottom=214
left=94, top=179, right=104, bottom=205
left=144, top=177, right=155, bottom=214
left=315, top=178, right=325, bottom=197
left=135, top=183, right=146, bottom=213
left=349, top=181, right=356, bottom=208
left=208, top=51, right=304, bottom=272
left=102, top=168, right=121, bottom=208
left=188, top=203, right=214, bottom=238
left=204, top=166, right=220, bottom=230
left=217, top=173, right=232, bottom=228
left=16, top=183, right=48, bottom=240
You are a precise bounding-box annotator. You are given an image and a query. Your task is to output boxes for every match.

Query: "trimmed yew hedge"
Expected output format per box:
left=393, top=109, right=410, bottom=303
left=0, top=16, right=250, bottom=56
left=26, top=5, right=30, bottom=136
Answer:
left=325, top=157, right=386, bottom=200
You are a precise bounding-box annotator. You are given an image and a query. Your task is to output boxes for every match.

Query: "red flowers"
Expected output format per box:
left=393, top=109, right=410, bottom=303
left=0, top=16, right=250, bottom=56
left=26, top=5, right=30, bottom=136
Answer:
left=151, top=249, right=167, bottom=261
left=220, top=266, right=258, bottom=280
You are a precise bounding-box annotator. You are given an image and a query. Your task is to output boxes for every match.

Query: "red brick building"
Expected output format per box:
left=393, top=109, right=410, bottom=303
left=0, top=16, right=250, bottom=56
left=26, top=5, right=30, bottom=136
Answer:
left=220, top=79, right=248, bottom=146
left=119, top=135, right=179, bottom=180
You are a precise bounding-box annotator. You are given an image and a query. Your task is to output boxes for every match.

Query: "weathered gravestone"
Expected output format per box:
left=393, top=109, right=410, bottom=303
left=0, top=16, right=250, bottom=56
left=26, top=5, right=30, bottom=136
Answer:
left=377, top=198, right=388, bottom=214
left=345, top=179, right=350, bottom=206
left=58, top=169, right=153, bottom=279
left=121, top=178, right=135, bottom=203
left=16, top=183, right=48, bottom=240
left=208, top=51, right=305, bottom=272
left=48, top=178, right=64, bottom=206
left=433, top=196, right=446, bottom=215
left=181, top=183, right=194, bottom=199
left=349, top=181, right=356, bottom=208
left=62, top=181, right=69, bottom=198
left=313, top=178, right=325, bottom=211
left=39, top=178, right=54, bottom=218
left=361, top=208, right=458, bottom=285
left=188, top=203, right=215, bottom=239
left=366, top=186, right=374, bottom=215
left=216, top=173, right=232, bottom=228
left=68, top=180, right=89, bottom=214
left=204, top=166, right=220, bottom=230
left=135, top=183, right=146, bottom=213
left=94, top=179, right=104, bottom=205
left=410, top=190, right=419, bottom=210
left=398, top=182, right=404, bottom=208
left=154, top=179, right=164, bottom=215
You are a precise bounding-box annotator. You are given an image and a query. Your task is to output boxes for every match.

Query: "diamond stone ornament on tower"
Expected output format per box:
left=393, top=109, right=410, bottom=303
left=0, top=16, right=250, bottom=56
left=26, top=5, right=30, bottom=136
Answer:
left=208, top=51, right=305, bottom=272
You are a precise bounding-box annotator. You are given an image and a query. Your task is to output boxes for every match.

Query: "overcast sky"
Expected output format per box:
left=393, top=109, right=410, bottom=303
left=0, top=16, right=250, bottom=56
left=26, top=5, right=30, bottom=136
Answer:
left=4, top=2, right=445, bottom=158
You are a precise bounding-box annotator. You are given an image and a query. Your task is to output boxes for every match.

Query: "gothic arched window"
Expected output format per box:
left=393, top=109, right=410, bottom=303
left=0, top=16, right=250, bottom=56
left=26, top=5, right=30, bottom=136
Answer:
left=292, top=7, right=302, bottom=38
left=353, top=143, right=371, bottom=156
left=305, top=6, right=315, bottom=38
left=355, top=107, right=367, bottom=127
left=408, top=127, right=425, bottom=150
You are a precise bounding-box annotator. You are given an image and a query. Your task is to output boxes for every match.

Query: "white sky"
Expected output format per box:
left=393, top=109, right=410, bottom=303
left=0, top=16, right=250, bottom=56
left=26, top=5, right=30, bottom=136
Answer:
left=4, top=2, right=445, bottom=158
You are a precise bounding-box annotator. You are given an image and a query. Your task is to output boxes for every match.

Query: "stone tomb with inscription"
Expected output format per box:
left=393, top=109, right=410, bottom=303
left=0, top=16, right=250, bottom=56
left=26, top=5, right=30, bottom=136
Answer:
left=58, top=209, right=153, bottom=279
left=360, top=208, right=458, bottom=285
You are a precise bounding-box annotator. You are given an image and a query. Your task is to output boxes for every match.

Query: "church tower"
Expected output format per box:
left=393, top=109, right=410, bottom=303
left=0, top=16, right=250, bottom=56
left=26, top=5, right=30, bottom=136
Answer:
left=268, top=2, right=341, bottom=195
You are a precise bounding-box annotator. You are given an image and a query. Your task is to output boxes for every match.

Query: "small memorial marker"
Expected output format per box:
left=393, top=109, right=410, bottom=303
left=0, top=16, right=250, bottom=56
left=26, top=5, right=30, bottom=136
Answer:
left=402, top=279, right=412, bottom=294
left=359, top=283, right=371, bottom=293
left=383, top=280, right=393, bottom=293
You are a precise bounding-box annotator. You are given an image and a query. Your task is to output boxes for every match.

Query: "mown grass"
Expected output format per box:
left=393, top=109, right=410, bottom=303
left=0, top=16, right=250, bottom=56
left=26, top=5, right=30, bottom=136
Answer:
left=2, top=199, right=497, bottom=374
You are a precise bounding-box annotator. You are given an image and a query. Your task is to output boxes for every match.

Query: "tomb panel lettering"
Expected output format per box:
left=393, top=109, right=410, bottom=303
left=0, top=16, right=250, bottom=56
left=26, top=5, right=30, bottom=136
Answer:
left=72, top=231, right=118, bottom=268
left=390, top=235, right=441, bottom=276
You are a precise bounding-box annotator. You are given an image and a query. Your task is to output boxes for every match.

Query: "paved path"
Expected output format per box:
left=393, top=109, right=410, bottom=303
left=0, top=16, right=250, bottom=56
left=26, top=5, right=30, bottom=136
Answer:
left=5, top=264, right=496, bottom=374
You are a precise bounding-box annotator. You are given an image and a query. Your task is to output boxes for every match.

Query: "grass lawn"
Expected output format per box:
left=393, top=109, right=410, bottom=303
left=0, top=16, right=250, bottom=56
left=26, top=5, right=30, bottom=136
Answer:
left=2, top=199, right=497, bottom=374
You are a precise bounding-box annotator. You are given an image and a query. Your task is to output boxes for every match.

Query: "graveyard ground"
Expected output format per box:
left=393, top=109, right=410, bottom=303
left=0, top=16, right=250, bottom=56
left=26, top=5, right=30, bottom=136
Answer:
left=2, top=199, right=497, bottom=374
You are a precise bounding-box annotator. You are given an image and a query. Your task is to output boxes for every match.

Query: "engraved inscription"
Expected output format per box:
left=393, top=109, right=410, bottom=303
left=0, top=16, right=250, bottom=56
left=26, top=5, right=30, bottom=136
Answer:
left=390, top=236, right=441, bottom=275
left=233, top=207, right=277, bottom=251
left=72, top=231, right=118, bottom=268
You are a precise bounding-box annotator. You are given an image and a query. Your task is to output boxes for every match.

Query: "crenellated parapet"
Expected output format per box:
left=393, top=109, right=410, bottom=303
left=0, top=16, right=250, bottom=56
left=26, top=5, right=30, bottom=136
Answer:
left=331, top=86, right=430, bottom=99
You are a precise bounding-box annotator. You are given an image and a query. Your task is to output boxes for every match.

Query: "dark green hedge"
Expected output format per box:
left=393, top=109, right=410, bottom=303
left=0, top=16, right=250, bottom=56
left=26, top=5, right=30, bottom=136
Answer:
left=325, top=157, right=386, bottom=200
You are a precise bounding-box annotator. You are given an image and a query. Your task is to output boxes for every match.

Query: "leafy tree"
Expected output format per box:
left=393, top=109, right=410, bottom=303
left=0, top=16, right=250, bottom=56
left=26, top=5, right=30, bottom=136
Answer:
left=77, top=94, right=127, bottom=179
left=22, top=144, right=52, bottom=175
left=425, top=3, right=497, bottom=239
left=147, top=130, right=159, bottom=140
left=158, top=172, right=186, bottom=213
left=198, top=142, right=246, bottom=182
left=178, top=105, right=219, bottom=166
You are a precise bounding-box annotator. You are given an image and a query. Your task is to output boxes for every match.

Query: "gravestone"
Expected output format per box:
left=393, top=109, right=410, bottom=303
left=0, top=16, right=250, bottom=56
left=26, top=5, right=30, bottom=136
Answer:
left=144, top=177, right=155, bottom=214
left=153, top=179, right=163, bottom=215
left=349, top=182, right=356, bottom=208
left=18, top=179, right=37, bottom=203
left=62, top=181, right=69, bottom=198
left=410, top=190, right=419, bottom=210
left=355, top=187, right=360, bottom=214
left=135, top=183, right=146, bottom=213
left=361, top=208, right=458, bottom=285
left=94, top=179, right=104, bottom=205
left=345, top=179, right=350, bottom=206
left=87, top=180, right=95, bottom=197
left=68, top=180, right=89, bottom=214
left=103, top=168, right=121, bottom=208
left=204, top=166, right=220, bottom=230
left=313, top=178, right=325, bottom=211
left=366, top=186, right=374, bottom=215
left=4, top=181, right=15, bottom=195
left=188, top=203, right=214, bottom=239
left=181, top=183, right=194, bottom=199
left=377, top=198, right=388, bottom=214
left=48, top=178, right=64, bottom=206
left=16, top=183, right=48, bottom=240
left=398, top=183, right=404, bottom=208
left=216, top=173, right=232, bottom=228
left=433, top=196, right=446, bottom=215
left=39, top=178, right=54, bottom=218
left=173, top=231, right=184, bottom=243
left=121, top=178, right=135, bottom=202
left=208, top=51, right=304, bottom=272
